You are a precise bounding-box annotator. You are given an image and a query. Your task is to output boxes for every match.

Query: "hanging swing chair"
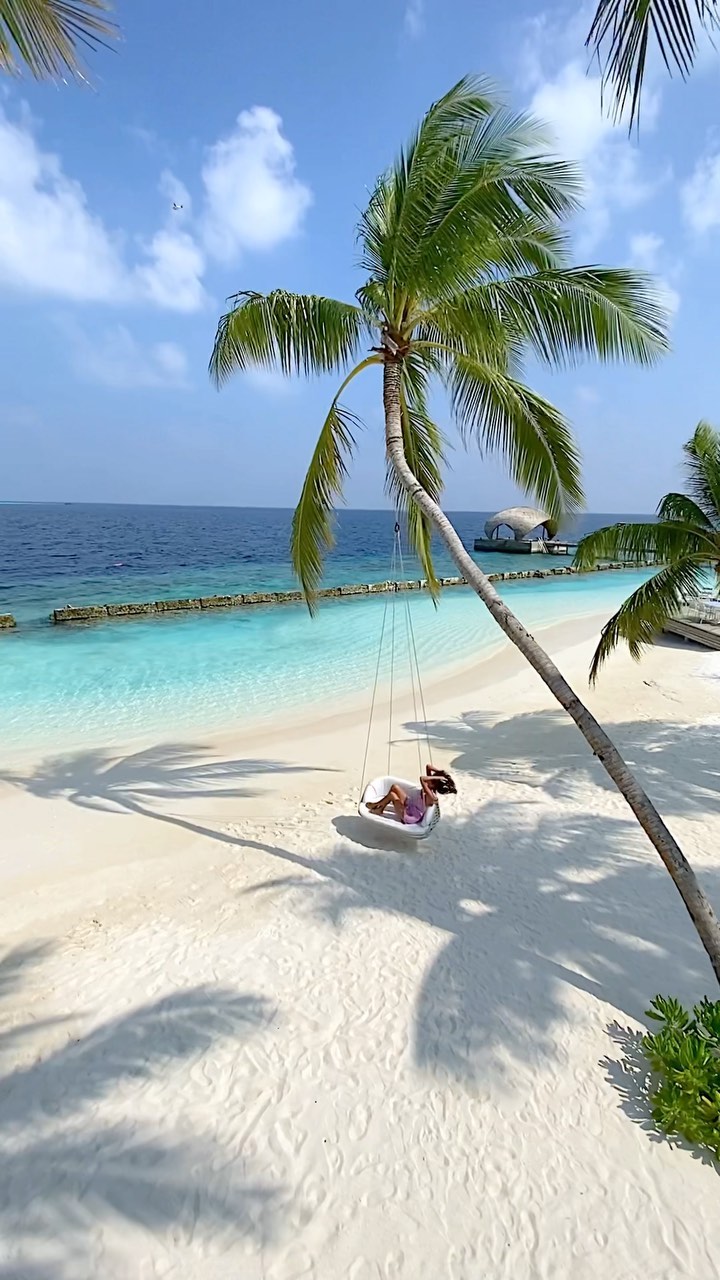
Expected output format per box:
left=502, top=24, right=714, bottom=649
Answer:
left=357, top=522, right=441, bottom=841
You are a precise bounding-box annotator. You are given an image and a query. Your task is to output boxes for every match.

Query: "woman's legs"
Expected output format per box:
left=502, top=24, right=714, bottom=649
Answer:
left=368, top=784, right=407, bottom=820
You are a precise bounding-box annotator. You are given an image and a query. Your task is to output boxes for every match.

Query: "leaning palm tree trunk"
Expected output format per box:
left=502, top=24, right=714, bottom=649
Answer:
left=383, top=357, right=720, bottom=984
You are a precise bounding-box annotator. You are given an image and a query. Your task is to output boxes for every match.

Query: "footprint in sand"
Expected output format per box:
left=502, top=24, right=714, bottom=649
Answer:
left=347, top=1101, right=371, bottom=1142
left=269, top=1116, right=307, bottom=1159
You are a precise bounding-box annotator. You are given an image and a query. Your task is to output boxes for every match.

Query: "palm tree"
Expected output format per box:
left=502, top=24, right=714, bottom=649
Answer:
left=576, top=421, right=720, bottom=678
left=0, top=0, right=115, bottom=80
left=210, top=76, right=720, bottom=983
left=587, top=0, right=718, bottom=124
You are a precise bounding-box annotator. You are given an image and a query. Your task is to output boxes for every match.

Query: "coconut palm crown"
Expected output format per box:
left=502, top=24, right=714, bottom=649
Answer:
left=0, top=0, right=115, bottom=81
left=576, top=421, right=720, bottom=678
left=211, top=77, right=667, bottom=610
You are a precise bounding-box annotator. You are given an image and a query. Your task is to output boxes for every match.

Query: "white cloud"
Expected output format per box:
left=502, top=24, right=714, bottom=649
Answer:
left=0, top=103, right=311, bottom=313
left=629, top=231, right=663, bottom=269
left=134, top=227, right=207, bottom=312
left=64, top=321, right=189, bottom=389
left=530, top=62, right=612, bottom=164
left=202, top=107, right=312, bottom=260
left=404, top=0, right=424, bottom=38
left=0, top=107, right=128, bottom=302
left=575, top=385, right=599, bottom=405
left=681, top=151, right=720, bottom=233
left=529, top=60, right=660, bottom=252
left=627, top=231, right=681, bottom=313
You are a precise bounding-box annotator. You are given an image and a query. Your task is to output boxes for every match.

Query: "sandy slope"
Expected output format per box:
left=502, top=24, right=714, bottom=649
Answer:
left=1, top=622, right=719, bottom=1278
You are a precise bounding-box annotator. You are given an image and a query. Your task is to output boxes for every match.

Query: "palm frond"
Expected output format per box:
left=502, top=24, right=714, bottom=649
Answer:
left=438, top=267, right=669, bottom=370
left=587, top=0, right=718, bottom=126
left=210, top=291, right=369, bottom=384
left=448, top=356, right=584, bottom=518
left=682, top=420, right=720, bottom=522
left=471, top=215, right=571, bottom=277
left=657, top=491, right=714, bottom=528
left=589, top=558, right=709, bottom=680
left=291, top=400, right=365, bottom=610
left=358, top=75, right=499, bottom=303
left=575, top=518, right=717, bottom=569
left=408, top=116, right=581, bottom=305
left=290, top=357, right=379, bottom=608
left=0, top=0, right=116, bottom=80
left=359, top=76, right=581, bottom=314
left=385, top=355, right=447, bottom=596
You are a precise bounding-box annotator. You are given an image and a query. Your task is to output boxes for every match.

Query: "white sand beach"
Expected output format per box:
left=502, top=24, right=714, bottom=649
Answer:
left=1, top=618, right=719, bottom=1279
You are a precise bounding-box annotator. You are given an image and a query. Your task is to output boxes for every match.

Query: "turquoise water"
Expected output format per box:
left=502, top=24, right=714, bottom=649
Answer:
left=0, top=567, right=653, bottom=753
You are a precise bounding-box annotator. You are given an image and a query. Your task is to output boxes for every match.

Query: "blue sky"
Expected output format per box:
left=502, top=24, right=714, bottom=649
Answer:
left=2, top=0, right=720, bottom=511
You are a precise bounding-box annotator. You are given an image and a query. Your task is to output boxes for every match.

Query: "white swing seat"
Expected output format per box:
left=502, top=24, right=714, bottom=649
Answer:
left=358, top=776, right=441, bottom=841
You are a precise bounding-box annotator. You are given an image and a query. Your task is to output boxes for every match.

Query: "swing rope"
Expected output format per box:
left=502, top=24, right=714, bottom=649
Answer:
left=358, top=518, right=434, bottom=800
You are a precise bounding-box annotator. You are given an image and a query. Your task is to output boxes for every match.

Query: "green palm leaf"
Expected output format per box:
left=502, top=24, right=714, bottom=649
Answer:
left=291, top=399, right=365, bottom=611
left=575, top=518, right=717, bottom=569
left=359, top=76, right=581, bottom=314
left=682, top=421, right=720, bottom=522
left=587, top=0, right=719, bottom=126
left=0, top=0, right=116, bottom=79
left=210, top=291, right=369, bottom=384
left=589, top=558, right=710, bottom=680
left=578, top=423, right=720, bottom=677
left=358, top=76, right=499, bottom=301
left=290, top=357, right=379, bottom=608
left=657, top=492, right=714, bottom=528
left=409, top=122, right=581, bottom=305
left=455, top=267, right=669, bottom=370
left=449, top=355, right=584, bottom=518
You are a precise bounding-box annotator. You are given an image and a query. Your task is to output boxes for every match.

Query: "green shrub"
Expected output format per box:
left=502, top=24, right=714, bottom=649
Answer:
left=643, top=994, right=720, bottom=1160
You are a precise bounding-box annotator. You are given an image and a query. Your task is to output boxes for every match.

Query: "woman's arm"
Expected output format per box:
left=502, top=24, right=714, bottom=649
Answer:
left=420, top=777, right=437, bottom=807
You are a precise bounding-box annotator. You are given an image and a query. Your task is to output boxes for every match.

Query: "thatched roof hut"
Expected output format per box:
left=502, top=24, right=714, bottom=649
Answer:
left=484, top=506, right=559, bottom=541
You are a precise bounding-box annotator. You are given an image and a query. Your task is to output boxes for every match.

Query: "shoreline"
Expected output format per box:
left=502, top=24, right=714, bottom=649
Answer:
left=0, top=609, right=609, bottom=771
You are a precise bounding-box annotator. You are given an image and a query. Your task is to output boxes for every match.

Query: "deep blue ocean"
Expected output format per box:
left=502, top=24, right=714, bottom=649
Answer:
left=0, top=504, right=653, bottom=751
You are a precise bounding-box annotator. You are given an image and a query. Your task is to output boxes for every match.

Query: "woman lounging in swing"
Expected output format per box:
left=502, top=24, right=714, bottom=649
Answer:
left=367, top=765, right=457, bottom=826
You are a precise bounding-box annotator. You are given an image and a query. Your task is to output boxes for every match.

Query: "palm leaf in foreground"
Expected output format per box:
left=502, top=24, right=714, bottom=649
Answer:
left=290, top=398, right=365, bottom=609
left=449, top=356, right=584, bottom=520
left=590, top=559, right=710, bottom=680
left=0, top=0, right=116, bottom=80
left=587, top=0, right=719, bottom=126
left=681, top=419, right=720, bottom=518
left=210, top=291, right=368, bottom=383
left=290, top=357, right=380, bottom=608
left=575, top=517, right=716, bottom=569
left=576, top=422, right=720, bottom=678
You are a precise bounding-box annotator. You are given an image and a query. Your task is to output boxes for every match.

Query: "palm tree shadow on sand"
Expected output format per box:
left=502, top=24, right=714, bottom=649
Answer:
left=246, top=791, right=718, bottom=1171
left=404, top=707, right=720, bottom=815
left=0, top=943, right=283, bottom=1277
left=0, top=742, right=336, bottom=861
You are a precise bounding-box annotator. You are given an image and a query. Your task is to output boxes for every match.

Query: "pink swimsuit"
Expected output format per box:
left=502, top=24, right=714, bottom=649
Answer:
left=403, top=788, right=426, bottom=825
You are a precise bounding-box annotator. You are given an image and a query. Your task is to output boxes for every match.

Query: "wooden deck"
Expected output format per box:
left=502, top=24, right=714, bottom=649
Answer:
left=663, top=617, right=720, bottom=650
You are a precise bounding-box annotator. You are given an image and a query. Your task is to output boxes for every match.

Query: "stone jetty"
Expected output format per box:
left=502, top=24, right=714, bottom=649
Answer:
left=48, top=561, right=637, bottom=625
